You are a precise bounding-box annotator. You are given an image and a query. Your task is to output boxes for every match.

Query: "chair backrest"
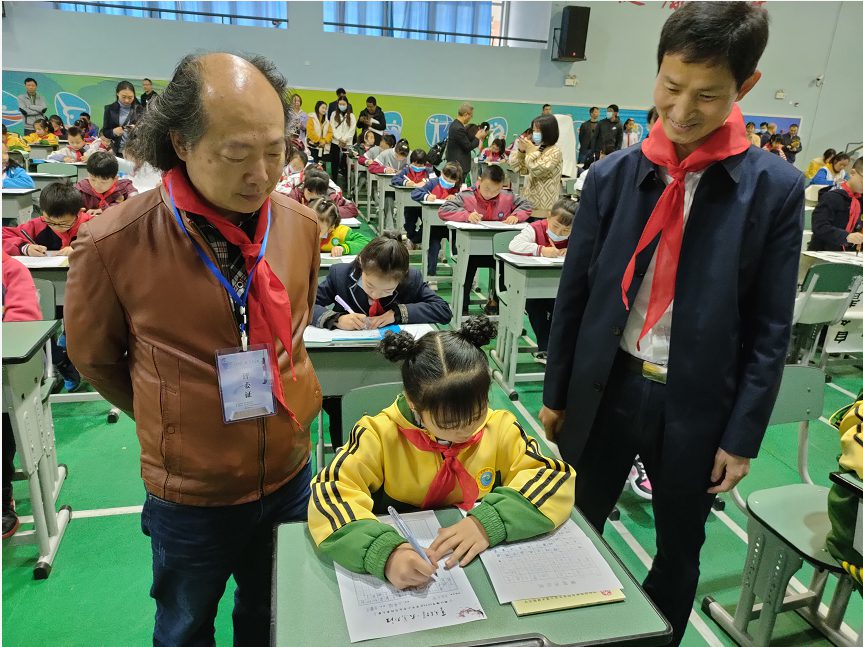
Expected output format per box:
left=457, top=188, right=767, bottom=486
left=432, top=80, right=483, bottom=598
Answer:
left=32, top=278, right=56, bottom=320
left=767, top=365, right=825, bottom=426
left=341, top=382, right=404, bottom=441
left=801, top=263, right=863, bottom=293
left=36, top=162, right=78, bottom=178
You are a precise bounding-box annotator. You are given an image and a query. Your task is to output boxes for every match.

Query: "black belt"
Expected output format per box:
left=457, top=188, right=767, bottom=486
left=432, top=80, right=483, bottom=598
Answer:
left=620, top=352, right=668, bottom=385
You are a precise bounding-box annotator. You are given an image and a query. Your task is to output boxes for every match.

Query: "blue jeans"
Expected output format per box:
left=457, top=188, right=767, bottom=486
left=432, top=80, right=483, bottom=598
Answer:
left=141, top=462, right=312, bottom=647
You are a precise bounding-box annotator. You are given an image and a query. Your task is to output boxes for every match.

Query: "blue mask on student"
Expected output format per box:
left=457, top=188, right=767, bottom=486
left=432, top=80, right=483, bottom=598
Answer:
left=532, top=132, right=542, bottom=145
left=439, top=176, right=455, bottom=189
left=410, top=164, right=425, bottom=173
left=547, top=229, right=569, bottom=242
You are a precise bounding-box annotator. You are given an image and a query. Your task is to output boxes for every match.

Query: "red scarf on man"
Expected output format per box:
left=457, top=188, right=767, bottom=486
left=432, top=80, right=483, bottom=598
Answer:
left=842, top=182, right=862, bottom=233
left=164, top=168, right=297, bottom=415
left=398, top=426, right=484, bottom=510
left=621, top=104, right=751, bottom=348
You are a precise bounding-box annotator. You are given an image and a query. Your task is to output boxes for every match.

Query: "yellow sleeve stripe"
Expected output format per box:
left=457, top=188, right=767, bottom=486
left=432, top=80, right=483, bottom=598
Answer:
left=311, top=424, right=367, bottom=533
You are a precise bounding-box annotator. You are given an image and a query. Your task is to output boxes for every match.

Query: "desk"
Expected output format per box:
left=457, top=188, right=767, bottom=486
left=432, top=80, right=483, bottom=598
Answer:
left=21, top=263, right=69, bottom=307
left=393, top=184, right=415, bottom=234
left=27, top=144, right=54, bottom=161
left=306, top=343, right=403, bottom=467
left=273, top=508, right=671, bottom=646
left=318, top=255, right=357, bottom=282
left=2, top=320, right=72, bottom=579
left=501, top=162, right=526, bottom=195
left=376, top=174, right=397, bottom=232
left=366, top=174, right=378, bottom=229
left=2, top=188, right=38, bottom=224
left=830, top=471, right=863, bottom=497
left=30, top=172, right=74, bottom=192
left=447, top=222, right=527, bottom=328
left=420, top=202, right=452, bottom=284
left=66, top=161, right=88, bottom=181
left=490, top=254, right=563, bottom=399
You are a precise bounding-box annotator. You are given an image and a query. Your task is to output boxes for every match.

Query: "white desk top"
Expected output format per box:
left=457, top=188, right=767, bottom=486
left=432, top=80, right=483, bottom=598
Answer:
left=496, top=252, right=566, bottom=267
left=2, top=188, right=39, bottom=195
left=447, top=221, right=528, bottom=231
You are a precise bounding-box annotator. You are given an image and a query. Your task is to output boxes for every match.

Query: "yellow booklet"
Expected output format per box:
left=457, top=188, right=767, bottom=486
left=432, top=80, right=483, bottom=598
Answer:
left=511, top=589, right=625, bottom=616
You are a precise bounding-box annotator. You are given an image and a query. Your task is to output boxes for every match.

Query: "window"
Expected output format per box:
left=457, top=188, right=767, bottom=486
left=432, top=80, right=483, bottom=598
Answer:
left=323, top=1, right=500, bottom=45
left=53, top=1, right=288, bottom=28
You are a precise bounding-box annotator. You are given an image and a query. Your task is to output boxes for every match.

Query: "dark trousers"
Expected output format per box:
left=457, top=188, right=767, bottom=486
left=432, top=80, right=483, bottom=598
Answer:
left=141, top=462, right=312, bottom=647
left=322, top=396, right=343, bottom=448
left=426, top=226, right=449, bottom=276
left=404, top=206, right=422, bottom=244
left=570, top=352, right=717, bottom=647
left=2, top=414, right=15, bottom=510
left=308, top=145, right=324, bottom=165
left=463, top=256, right=498, bottom=315
left=525, top=298, right=555, bottom=352
left=329, top=146, right=347, bottom=183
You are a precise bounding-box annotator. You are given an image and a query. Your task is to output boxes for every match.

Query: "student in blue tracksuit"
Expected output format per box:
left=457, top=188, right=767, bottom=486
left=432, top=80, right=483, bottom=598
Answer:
left=2, top=145, right=35, bottom=189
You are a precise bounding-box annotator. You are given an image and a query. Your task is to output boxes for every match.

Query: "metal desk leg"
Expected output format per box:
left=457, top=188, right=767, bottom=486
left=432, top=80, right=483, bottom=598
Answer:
left=450, top=231, right=472, bottom=329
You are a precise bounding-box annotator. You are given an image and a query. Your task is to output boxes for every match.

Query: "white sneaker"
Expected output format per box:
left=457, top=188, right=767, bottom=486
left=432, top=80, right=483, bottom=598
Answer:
left=427, top=279, right=439, bottom=291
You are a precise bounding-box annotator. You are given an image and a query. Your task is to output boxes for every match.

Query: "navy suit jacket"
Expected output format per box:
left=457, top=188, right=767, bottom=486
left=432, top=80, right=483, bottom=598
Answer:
left=544, top=143, right=804, bottom=464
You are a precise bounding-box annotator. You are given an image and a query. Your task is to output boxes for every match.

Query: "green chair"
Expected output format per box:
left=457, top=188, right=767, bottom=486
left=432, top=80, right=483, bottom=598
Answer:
left=31, top=278, right=62, bottom=402
left=703, top=365, right=858, bottom=646
left=34, top=163, right=78, bottom=179
left=340, top=382, right=404, bottom=445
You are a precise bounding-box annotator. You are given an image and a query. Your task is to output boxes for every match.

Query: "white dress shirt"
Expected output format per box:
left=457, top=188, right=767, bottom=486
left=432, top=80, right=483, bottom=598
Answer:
left=620, top=167, right=707, bottom=364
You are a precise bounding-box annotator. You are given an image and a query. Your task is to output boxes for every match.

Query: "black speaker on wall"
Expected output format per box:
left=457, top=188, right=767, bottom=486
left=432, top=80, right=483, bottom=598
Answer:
left=554, top=6, right=590, bottom=62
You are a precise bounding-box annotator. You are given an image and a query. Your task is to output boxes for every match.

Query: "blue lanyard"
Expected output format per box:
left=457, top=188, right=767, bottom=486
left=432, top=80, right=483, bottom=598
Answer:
left=166, top=185, right=270, bottom=346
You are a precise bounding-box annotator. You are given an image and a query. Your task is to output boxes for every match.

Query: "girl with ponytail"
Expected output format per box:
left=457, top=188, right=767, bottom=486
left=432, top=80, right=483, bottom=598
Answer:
left=308, top=316, right=575, bottom=590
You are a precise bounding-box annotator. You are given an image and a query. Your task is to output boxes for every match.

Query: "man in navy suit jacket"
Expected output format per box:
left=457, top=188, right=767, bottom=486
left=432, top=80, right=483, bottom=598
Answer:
left=540, top=4, right=804, bottom=644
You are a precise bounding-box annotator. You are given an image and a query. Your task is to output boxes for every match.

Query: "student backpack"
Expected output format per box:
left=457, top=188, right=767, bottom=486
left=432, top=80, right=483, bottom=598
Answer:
left=427, top=138, right=448, bottom=167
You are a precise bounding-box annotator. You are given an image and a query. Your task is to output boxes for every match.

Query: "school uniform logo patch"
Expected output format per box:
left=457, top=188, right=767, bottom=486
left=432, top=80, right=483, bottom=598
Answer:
left=477, top=468, right=495, bottom=491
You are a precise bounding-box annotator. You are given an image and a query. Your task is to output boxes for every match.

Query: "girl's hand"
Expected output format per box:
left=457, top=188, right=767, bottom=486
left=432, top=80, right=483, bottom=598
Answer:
left=26, top=244, right=48, bottom=257
left=428, top=517, right=490, bottom=569
left=468, top=212, right=483, bottom=224
left=504, top=216, right=519, bottom=225
left=368, top=310, right=395, bottom=328
left=337, top=313, right=368, bottom=330
left=57, top=246, right=74, bottom=256
left=331, top=246, right=344, bottom=258
left=384, top=544, right=437, bottom=590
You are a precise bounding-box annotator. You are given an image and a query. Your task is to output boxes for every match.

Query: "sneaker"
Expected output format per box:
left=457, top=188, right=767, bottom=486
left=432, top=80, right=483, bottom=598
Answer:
left=64, top=377, right=83, bottom=393
left=628, top=457, right=653, bottom=500
left=427, top=279, right=439, bottom=291
left=532, top=351, right=548, bottom=365
left=2, top=502, right=19, bottom=540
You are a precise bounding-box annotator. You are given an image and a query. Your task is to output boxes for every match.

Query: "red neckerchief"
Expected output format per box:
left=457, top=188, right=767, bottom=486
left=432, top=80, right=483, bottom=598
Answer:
left=406, top=168, right=428, bottom=183
left=73, top=148, right=86, bottom=162
left=164, top=167, right=298, bottom=415
left=398, top=426, right=485, bottom=510
left=368, top=299, right=384, bottom=317
left=90, top=180, right=118, bottom=209
left=430, top=183, right=457, bottom=200
left=842, top=182, right=862, bottom=234
left=45, top=211, right=90, bottom=248
left=621, top=104, right=750, bottom=348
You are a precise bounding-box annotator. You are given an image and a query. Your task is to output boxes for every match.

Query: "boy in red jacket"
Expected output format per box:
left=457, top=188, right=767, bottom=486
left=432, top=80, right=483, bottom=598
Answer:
left=3, top=183, right=93, bottom=257
left=439, top=164, right=532, bottom=313
left=75, top=151, right=136, bottom=215
left=2, top=252, right=42, bottom=538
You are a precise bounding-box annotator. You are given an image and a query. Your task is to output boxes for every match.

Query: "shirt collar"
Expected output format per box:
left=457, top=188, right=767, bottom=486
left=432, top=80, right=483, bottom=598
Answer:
left=636, top=148, right=747, bottom=188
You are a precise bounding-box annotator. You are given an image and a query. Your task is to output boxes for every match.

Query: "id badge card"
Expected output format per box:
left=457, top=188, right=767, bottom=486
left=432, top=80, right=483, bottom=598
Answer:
left=215, top=344, right=277, bottom=424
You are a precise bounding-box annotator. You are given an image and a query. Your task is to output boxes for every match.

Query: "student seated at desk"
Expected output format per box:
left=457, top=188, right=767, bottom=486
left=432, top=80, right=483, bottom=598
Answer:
left=479, top=138, right=507, bottom=163
left=313, top=197, right=369, bottom=258
left=314, top=232, right=452, bottom=445
left=48, top=115, right=67, bottom=139
left=286, top=169, right=358, bottom=219
left=2, top=251, right=43, bottom=539
left=115, top=133, right=162, bottom=194
left=23, top=119, right=59, bottom=147
left=75, top=112, right=99, bottom=141
left=406, top=161, right=464, bottom=276
left=809, top=157, right=863, bottom=252
left=392, top=149, right=433, bottom=189
left=2, top=124, right=29, bottom=152
left=46, top=126, right=89, bottom=162
left=827, top=395, right=863, bottom=591
left=509, top=198, right=576, bottom=363
left=75, top=151, right=137, bottom=215
left=276, top=149, right=342, bottom=196
left=805, top=148, right=836, bottom=182
left=351, top=129, right=377, bottom=157
left=359, top=133, right=395, bottom=167
left=2, top=144, right=35, bottom=189
left=368, top=140, right=409, bottom=175
left=440, top=164, right=533, bottom=315
left=810, top=152, right=850, bottom=188
left=308, top=317, right=575, bottom=589
left=85, top=128, right=115, bottom=156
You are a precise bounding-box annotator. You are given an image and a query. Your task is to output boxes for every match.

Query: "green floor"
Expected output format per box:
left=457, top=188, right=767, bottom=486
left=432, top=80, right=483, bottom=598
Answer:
left=4, top=206, right=863, bottom=646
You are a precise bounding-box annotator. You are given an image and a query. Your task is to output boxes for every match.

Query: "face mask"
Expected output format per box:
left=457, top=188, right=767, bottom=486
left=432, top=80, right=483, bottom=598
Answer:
left=439, top=176, right=455, bottom=189
left=548, top=229, right=569, bottom=242
left=607, top=111, right=614, bottom=119
left=410, top=164, right=425, bottom=173
left=338, top=104, right=347, bottom=113
left=531, top=132, right=542, bottom=145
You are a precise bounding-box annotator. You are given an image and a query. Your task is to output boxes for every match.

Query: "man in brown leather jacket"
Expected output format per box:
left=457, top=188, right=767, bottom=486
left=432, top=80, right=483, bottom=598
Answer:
left=65, top=53, right=322, bottom=646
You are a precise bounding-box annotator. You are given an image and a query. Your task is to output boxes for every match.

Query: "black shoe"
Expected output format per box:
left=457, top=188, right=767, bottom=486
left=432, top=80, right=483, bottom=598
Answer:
left=3, top=503, right=19, bottom=540
left=483, top=300, right=499, bottom=316
left=532, top=351, right=548, bottom=365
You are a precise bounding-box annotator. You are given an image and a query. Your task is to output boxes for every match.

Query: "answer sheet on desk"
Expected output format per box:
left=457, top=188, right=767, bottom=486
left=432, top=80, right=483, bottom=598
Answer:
left=478, top=518, right=621, bottom=603
left=18, top=256, right=69, bottom=269
left=335, top=510, right=486, bottom=642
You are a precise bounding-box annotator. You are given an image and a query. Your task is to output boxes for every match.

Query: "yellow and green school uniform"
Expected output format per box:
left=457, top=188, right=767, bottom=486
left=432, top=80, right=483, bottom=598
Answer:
left=321, top=224, right=369, bottom=255
left=308, top=395, right=575, bottom=580
left=23, top=132, right=58, bottom=146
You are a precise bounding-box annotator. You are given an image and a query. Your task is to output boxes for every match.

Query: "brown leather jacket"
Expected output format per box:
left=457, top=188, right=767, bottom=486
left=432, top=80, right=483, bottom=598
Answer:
left=64, top=186, right=322, bottom=506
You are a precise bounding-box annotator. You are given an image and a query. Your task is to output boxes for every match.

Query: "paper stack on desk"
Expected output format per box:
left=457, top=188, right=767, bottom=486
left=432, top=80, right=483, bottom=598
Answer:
left=18, top=256, right=70, bottom=269
left=335, top=510, right=486, bottom=642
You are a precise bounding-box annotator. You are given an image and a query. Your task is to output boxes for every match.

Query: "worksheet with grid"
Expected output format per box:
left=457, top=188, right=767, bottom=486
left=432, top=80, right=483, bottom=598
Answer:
left=478, top=519, right=622, bottom=603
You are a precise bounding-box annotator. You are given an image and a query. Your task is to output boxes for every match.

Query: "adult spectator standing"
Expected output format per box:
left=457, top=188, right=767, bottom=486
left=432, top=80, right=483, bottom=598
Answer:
left=578, top=106, right=601, bottom=166
left=102, top=80, right=143, bottom=156
left=539, top=4, right=803, bottom=644
left=356, top=96, right=387, bottom=145
left=445, top=103, right=488, bottom=182
left=760, top=122, right=777, bottom=147
left=287, top=93, right=308, bottom=147
left=327, top=88, right=352, bottom=123
left=542, top=104, right=553, bottom=115
left=509, top=114, right=563, bottom=219
left=65, top=52, right=322, bottom=646
left=140, top=78, right=158, bottom=110
left=783, top=123, right=803, bottom=164
left=598, top=103, right=623, bottom=152
left=745, top=121, right=761, bottom=147
left=329, top=95, right=356, bottom=184
left=17, top=77, right=47, bottom=135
